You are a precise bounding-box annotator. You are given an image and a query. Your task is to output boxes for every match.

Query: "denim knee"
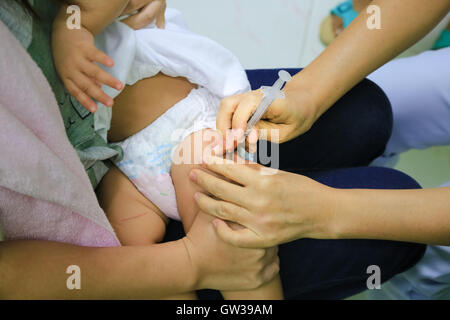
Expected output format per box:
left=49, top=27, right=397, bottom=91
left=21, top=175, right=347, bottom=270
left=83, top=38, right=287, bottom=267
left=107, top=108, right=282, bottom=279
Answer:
left=348, top=78, right=393, bottom=159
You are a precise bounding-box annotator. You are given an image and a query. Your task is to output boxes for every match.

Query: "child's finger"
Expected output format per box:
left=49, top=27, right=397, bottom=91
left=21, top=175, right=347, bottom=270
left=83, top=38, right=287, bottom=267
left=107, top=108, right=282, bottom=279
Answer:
left=93, top=79, right=102, bottom=88
left=121, top=1, right=161, bottom=30
left=82, top=60, right=123, bottom=91
left=65, top=78, right=98, bottom=112
left=73, top=72, right=114, bottom=107
left=89, top=47, right=114, bottom=68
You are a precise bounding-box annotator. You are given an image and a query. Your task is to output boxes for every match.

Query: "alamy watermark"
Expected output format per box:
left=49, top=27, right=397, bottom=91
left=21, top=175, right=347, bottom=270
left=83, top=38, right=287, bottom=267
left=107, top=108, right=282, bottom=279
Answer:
left=66, top=5, right=81, bottom=30
left=366, top=5, right=382, bottom=30
left=66, top=265, right=81, bottom=290
left=366, top=265, right=381, bottom=290
left=169, top=126, right=281, bottom=175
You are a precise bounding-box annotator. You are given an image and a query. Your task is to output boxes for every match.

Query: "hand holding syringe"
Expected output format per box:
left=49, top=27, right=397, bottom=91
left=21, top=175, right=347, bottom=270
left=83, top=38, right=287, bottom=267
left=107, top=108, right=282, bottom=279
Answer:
left=236, top=70, right=292, bottom=161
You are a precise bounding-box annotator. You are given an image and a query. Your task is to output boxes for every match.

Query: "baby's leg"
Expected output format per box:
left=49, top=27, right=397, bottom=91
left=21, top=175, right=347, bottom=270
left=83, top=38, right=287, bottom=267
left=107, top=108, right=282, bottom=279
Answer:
left=97, top=166, right=197, bottom=300
left=171, top=130, right=283, bottom=300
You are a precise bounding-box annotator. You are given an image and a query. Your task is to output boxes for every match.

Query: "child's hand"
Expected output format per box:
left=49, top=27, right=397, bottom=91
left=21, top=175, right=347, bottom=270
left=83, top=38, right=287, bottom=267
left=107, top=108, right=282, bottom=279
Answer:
left=52, top=22, right=123, bottom=113
left=121, top=0, right=167, bottom=30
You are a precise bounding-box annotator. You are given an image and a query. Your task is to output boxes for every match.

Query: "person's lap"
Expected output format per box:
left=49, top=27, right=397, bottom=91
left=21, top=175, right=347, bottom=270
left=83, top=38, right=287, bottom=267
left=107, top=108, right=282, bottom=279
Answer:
left=164, top=69, right=426, bottom=299
left=249, top=68, right=393, bottom=171
left=280, top=167, right=425, bottom=299
left=365, top=49, right=450, bottom=299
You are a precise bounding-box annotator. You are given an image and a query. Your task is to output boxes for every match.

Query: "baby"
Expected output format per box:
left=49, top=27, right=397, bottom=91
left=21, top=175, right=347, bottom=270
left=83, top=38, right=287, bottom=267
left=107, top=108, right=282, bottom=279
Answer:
left=53, top=3, right=282, bottom=300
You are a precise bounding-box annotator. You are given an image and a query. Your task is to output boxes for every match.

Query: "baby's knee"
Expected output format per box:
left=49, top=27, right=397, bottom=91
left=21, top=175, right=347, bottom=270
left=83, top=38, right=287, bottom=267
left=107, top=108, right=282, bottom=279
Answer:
left=172, top=129, right=223, bottom=167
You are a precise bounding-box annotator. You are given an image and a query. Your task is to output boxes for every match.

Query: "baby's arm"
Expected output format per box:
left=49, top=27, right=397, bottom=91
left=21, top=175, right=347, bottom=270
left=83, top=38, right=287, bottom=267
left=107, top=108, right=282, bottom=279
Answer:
left=52, top=1, right=167, bottom=112
left=52, top=1, right=128, bottom=112
left=56, top=1, right=129, bottom=35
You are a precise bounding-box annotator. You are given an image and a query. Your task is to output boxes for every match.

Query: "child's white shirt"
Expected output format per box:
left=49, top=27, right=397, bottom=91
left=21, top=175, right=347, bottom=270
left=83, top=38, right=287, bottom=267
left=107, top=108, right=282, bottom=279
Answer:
left=94, top=8, right=250, bottom=141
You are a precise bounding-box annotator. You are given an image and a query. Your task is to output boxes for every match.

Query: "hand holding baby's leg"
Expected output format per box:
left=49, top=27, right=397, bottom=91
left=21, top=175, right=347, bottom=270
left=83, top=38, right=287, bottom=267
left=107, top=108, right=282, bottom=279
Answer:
left=171, top=129, right=283, bottom=299
left=97, top=166, right=197, bottom=299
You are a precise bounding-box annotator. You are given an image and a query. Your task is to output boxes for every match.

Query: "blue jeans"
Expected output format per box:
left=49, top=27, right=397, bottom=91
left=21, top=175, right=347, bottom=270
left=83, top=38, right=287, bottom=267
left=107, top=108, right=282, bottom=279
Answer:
left=164, top=69, right=426, bottom=299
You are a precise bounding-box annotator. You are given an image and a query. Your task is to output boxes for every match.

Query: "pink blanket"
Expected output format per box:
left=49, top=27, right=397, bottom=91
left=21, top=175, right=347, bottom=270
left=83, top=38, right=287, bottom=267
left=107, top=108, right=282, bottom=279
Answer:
left=0, top=21, right=119, bottom=247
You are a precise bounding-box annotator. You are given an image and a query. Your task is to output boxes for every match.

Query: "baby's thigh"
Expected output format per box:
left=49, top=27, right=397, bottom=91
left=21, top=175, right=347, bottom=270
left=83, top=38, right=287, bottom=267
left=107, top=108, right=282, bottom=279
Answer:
left=97, top=166, right=168, bottom=245
left=171, top=129, right=222, bottom=231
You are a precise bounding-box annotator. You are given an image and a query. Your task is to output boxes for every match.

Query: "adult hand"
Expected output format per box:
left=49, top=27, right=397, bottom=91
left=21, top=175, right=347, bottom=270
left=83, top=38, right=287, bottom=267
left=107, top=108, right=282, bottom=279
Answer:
left=217, top=82, right=320, bottom=148
left=121, top=0, right=167, bottom=29
left=189, top=156, right=340, bottom=248
left=182, top=212, right=279, bottom=291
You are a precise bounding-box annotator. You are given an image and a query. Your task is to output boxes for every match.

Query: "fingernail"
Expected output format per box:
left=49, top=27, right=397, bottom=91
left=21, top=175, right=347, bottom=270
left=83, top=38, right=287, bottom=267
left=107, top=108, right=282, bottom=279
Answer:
left=189, top=170, right=197, bottom=181
left=116, top=82, right=123, bottom=90
left=194, top=192, right=200, bottom=201
left=212, top=219, right=219, bottom=228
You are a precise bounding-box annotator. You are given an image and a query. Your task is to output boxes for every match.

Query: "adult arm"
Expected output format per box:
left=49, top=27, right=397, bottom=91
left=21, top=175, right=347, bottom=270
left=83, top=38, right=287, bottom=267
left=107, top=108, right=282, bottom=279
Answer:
left=0, top=239, right=194, bottom=299
left=299, top=0, right=450, bottom=117
left=189, top=157, right=450, bottom=247
left=217, top=0, right=450, bottom=143
left=0, top=165, right=278, bottom=299
left=0, top=213, right=278, bottom=299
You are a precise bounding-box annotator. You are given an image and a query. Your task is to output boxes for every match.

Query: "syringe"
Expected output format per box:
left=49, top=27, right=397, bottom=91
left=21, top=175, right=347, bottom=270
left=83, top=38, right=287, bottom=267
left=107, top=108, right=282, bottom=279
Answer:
left=237, top=70, right=292, bottom=161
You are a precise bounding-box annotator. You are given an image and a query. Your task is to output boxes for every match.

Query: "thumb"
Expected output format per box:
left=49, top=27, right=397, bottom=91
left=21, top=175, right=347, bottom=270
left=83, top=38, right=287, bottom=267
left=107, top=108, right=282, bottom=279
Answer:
left=213, top=219, right=239, bottom=246
left=213, top=219, right=259, bottom=248
left=254, top=119, right=283, bottom=142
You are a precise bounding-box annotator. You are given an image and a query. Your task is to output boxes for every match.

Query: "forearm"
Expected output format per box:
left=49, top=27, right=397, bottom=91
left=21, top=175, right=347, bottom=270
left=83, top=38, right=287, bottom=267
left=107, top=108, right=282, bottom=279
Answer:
left=334, top=187, right=450, bottom=245
left=0, top=239, right=196, bottom=299
left=54, top=1, right=129, bottom=35
left=287, top=0, right=450, bottom=118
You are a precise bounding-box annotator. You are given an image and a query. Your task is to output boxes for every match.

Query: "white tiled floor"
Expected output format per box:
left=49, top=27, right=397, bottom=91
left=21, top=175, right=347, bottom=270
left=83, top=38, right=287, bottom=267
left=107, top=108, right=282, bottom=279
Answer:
left=169, top=0, right=450, bottom=188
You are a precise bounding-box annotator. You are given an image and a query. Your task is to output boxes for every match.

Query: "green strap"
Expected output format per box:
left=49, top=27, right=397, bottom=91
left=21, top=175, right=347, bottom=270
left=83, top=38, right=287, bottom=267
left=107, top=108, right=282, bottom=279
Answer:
left=432, top=29, right=450, bottom=50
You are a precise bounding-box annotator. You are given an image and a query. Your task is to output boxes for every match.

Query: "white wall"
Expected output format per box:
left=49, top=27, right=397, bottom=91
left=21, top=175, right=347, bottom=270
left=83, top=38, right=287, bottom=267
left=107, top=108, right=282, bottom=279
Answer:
left=168, top=0, right=337, bottom=68
left=168, top=0, right=449, bottom=69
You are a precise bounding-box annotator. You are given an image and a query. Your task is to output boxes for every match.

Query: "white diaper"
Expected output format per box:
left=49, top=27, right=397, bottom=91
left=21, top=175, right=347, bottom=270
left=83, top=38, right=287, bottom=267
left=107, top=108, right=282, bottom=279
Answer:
left=114, top=87, right=221, bottom=221
left=97, top=8, right=250, bottom=220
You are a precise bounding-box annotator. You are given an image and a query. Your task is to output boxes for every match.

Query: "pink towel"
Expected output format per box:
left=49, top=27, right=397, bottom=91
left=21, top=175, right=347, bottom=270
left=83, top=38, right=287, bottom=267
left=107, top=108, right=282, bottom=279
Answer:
left=0, top=21, right=119, bottom=247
